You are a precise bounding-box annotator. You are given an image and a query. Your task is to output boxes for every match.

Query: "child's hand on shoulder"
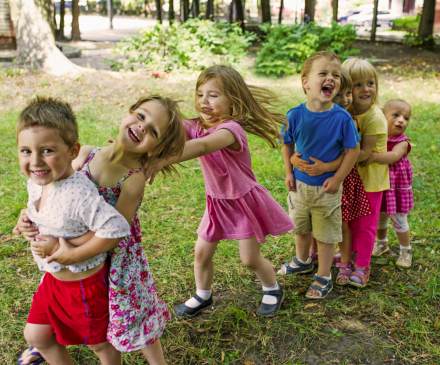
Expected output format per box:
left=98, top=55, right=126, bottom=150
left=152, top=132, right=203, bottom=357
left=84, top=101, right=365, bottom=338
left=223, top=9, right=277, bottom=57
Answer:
left=323, top=176, right=342, bottom=195
left=143, top=156, right=166, bottom=185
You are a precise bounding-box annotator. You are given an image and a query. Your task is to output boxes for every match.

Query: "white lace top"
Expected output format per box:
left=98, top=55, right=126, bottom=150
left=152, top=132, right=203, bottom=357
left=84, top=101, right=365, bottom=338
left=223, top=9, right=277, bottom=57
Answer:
left=26, top=172, right=130, bottom=273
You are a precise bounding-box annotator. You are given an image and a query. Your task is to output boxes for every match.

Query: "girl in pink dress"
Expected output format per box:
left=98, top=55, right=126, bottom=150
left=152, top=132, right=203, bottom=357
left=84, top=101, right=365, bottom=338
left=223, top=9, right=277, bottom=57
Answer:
left=145, top=65, right=295, bottom=318
left=360, top=99, right=413, bottom=268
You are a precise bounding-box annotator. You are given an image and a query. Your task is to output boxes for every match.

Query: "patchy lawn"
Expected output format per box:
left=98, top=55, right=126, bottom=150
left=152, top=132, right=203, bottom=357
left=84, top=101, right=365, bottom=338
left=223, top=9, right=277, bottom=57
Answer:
left=0, top=62, right=439, bottom=365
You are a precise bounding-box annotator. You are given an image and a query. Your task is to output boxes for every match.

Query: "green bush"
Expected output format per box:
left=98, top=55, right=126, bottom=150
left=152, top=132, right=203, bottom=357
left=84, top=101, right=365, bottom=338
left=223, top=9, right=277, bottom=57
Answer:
left=392, top=15, right=420, bottom=31
left=255, top=21, right=360, bottom=77
left=109, top=18, right=256, bottom=72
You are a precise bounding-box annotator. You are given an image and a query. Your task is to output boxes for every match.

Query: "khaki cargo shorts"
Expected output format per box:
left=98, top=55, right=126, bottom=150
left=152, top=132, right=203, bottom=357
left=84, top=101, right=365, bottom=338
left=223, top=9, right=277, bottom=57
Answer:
left=287, top=180, right=342, bottom=243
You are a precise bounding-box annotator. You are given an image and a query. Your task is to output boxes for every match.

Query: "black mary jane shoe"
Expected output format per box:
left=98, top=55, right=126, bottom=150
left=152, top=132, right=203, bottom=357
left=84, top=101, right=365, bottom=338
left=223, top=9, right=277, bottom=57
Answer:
left=256, top=289, right=284, bottom=317
left=173, top=293, right=213, bottom=318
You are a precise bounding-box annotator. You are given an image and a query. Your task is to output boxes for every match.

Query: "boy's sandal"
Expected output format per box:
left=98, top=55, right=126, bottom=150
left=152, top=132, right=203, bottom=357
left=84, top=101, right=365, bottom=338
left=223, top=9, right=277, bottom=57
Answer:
left=335, top=262, right=354, bottom=286
left=18, top=346, right=45, bottom=365
left=278, top=256, right=314, bottom=275
left=173, top=294, right=213, bottom=319
left=348, top=266, right=370, bottom=288
left=256, top=289, right=284, bottom=317
left=305, top=274, right=333, bottom=300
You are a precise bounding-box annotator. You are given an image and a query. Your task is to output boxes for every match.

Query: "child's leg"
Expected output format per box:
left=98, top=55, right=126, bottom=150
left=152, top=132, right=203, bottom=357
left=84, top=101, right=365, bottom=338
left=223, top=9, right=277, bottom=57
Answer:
left=306, top=240, right=334, bottom=297
left=87, top=342, right=121, bottom=365
left=239, top=236, right=283, bottom=316
left=335, top=221, right=354, bottom=285
left=24, top=323, right=74, bottom=365
left=140, top=338, right=166, bottom=365
left=390, top=213, right=412, bottom=269
left=373, top=212, right=390, bottom=257
left=277, top=232, right=313, bottom=274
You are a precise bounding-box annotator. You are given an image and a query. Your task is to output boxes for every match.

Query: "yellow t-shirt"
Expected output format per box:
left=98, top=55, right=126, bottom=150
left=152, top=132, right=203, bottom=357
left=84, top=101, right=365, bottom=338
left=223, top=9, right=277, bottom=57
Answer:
left=355, top=105, right=390, bottom=192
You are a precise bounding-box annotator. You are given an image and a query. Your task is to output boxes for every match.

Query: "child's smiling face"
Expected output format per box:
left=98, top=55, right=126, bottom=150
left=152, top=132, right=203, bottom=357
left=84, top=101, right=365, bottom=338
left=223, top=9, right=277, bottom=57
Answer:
left=333, top=87, right=353, bottom=110
left=18, top=126, right=79, bottom=186
left=352, top=77, right=377, bottom=114
left=384, top=100, right=411, bottom=137
left=196, top=79, right=232, bottom=124
left=119, top=100, right=170, bottom=155
left=302, top=58, right=341, bottom=107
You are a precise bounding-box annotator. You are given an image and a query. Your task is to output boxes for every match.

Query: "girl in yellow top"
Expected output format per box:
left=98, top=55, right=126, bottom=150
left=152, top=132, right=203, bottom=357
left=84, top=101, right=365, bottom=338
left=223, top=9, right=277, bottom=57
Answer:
left=342, top=58, right=390, bottom=287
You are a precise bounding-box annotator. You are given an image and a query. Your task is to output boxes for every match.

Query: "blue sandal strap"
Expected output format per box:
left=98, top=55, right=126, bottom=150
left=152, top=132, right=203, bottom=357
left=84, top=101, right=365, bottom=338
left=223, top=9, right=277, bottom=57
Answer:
left=192, top=294, right=204, bottom=303
left=312, top=275, right=331, bottom=286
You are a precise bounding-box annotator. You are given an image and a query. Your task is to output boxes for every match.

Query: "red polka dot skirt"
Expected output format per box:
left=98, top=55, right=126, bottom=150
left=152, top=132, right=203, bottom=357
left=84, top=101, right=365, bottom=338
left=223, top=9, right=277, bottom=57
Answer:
left=342, top=166, right=371, bottom=222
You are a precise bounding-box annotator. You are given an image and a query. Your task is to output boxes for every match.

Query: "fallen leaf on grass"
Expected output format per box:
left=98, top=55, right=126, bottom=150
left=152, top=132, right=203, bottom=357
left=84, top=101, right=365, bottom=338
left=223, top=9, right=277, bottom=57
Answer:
left=435, top=316, right=439, bottom=329
left=304, top=303, right=318, bottom=309
left=389, top=328, right=398, bottom=333
left=221, top=351, right=225, bottom=362
left=240, top=361, right=255, bottom=365
left=219, top=338, right=233, bottom=342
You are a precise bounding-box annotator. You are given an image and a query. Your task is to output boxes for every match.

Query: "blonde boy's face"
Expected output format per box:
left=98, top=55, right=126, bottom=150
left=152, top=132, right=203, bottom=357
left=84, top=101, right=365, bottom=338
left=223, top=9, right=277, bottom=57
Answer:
left=302, top=58, right=341, bottom=105
left=333, top=88, right=353, bottom=110
left=18, top=126, right=79, bottom=186
left=384, top=101, right=410, bottom=137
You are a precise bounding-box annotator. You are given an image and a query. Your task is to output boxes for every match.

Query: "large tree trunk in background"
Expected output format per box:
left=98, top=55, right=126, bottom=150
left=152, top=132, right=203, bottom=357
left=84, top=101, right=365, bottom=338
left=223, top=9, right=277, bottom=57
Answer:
left=169, top=0, right=175, bottom=23
left=332, top=0, right=338, bottom=22
left=9, top=0, right=77, bottom=74
left=278, top=0, right=284, bottom=24
left=235, top=0, right=245, bottom=31
left=45, top=0, right=56, bottom=36
left=71, top=0, right=81, bottom=40
left=370, top=0, right=378, bottom=41
left=205, top=0, right=213, bottom=20
left=261, top=0, right=271, bottom=23
left=418, top=0, right=436, bottom=47
left=193, top=0, right=199, bottom=17
left=304, top=0, right=315, bottom=22
left=180, top=0, right=189, bottom=22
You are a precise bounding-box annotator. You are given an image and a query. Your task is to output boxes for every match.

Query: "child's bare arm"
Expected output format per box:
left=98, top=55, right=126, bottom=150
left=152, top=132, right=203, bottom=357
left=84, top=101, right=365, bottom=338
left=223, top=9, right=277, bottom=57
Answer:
left=360, top=141, right=408, bottom=167
left=31, top=231, right=96, bottom=258
left=323, top=144, right=360, bottom=194
left=283, top=143, right=296, bottom=191
left=357, top=135, right=379, bottom=162
left=293, top=153, right=345, bottom=176
left=72, top=145, right=95, bottom=171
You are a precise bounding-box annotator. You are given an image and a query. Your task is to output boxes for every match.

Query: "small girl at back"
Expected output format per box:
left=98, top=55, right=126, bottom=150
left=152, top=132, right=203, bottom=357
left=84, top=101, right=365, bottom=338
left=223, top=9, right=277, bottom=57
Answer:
left=17, top=95, right=186, bottom=365
left=146, top=65, right=295, bottom=318
left=362, top=99, right=413, bottom=268
left=342, top=58, right=390, bottom=287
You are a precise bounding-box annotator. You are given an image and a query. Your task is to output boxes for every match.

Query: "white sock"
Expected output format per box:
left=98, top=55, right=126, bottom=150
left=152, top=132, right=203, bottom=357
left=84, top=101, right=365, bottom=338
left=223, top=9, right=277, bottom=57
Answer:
left=185, top=289, right=212, bottom=308
left=400, top=245, right=412, bottom=250
left=377, top=238, right=388, bottom=247
left=262, top=282, right=280, bottom=305
left=290, top=256, right=311, bottom=267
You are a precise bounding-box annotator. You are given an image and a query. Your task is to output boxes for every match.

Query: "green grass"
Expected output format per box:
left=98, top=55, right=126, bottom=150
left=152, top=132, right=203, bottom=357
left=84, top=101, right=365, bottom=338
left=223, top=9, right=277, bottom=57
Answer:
left=0, top=67, right=439, bottom=364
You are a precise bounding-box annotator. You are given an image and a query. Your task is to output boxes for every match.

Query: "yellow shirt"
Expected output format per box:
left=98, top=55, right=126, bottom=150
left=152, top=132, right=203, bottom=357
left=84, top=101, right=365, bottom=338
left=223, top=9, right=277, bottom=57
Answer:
left=355, top=105, right=390, bottom=192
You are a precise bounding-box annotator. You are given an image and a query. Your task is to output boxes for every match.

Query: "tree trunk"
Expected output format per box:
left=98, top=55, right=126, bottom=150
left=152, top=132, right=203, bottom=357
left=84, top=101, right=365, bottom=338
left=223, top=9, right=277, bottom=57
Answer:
left=56, top=0, right=65, bottom=41
left=180, top=0, right=189, bottom=22
left=71, top=0, right=81, bottom=40
left=156, top=0, right=163, bottom=23
left=193, top=0, right=199, bottom=17
left=169, top=0, right=175, bottom=23
left=332, top=0, right=338, bottom=22
left=304, top=0, right=315, bottom=22
left=205, top=0, right=213, bottom=20
left=278, top=0, right=284, bottom=24
left=261, top=0, right=271, bottom=23
left=9, top=0, right=77, bottom=74
left=235, top=0, right=245, bottom=31
left=107, top=0, right=113, bottom=29
left=44, top=0, right=56, bottom=36
left=370, top=0, right=379, bottom=42
left=144, top=0, right=148, bottom=16
left=418, top=0, right=436, bottom=47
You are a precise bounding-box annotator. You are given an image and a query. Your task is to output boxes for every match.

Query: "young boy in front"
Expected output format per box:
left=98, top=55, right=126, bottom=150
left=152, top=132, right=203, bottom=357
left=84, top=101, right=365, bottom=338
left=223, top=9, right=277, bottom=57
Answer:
left=278, top=51, right=360, bottom=299
left=15, top=96, right=130, bottom=365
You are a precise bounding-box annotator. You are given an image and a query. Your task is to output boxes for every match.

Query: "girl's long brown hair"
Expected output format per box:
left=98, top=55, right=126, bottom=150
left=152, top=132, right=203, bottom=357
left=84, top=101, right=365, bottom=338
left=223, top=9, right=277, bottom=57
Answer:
left=195, top=65, right=287, bottom=148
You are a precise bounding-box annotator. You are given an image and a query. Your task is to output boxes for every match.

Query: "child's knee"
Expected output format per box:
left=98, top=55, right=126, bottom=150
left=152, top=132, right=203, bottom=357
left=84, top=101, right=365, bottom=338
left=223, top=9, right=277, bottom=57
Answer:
left=240, top=255, right=259, bottom=270
left=87, top=341, right=111, bottom=352
left=24, top=324, right=53, bottom=348
left=194, top=247, right=213, bottom=264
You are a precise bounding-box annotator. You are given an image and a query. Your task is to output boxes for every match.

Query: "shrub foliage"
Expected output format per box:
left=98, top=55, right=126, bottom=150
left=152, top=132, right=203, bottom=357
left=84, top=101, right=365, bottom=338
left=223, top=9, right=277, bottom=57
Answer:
left=255, top=21, right=360, bottom=77
left=109, top=18, right=255, bottom=72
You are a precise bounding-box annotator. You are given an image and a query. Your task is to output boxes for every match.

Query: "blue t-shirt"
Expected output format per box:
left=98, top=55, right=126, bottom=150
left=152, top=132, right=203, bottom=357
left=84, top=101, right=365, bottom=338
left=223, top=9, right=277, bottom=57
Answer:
left=281, top=103, right=360, bottom=186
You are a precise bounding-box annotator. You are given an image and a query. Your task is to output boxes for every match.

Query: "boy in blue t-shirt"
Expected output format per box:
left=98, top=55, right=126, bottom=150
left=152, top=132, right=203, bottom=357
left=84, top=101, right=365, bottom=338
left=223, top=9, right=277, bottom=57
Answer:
left=278, top=51, right=360, bottom=299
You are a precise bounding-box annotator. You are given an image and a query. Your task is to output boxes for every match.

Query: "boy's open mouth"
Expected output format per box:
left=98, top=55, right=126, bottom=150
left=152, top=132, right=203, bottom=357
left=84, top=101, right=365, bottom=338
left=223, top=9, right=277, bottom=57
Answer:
left=128, top=128, right=141, bottom=142
left=322, top=85, right=334, bottom=97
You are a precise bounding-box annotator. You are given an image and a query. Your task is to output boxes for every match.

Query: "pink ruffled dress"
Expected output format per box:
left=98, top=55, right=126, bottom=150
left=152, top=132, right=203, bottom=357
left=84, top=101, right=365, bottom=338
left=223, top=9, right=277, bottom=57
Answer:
left=185, top=119, right=295, bottom=243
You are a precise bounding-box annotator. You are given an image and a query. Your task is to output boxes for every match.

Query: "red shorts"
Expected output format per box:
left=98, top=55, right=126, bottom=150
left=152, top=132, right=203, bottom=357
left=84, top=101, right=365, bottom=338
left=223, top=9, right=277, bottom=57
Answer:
left=27, top=261, right=109, bottom=346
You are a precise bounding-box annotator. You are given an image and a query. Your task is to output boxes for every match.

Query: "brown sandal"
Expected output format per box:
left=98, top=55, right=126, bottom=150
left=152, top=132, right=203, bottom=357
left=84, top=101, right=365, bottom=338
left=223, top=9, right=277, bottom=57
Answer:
left=349, top=266, right=370, bottom=288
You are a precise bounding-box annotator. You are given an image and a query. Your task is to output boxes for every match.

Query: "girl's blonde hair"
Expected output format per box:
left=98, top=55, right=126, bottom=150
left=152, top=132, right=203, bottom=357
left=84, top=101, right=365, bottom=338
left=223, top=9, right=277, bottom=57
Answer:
left=194, top=65, right=287, bottom=148
left=129, top=95, right=186, bottom=175
left=342, top=58, right=380, bottom=107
